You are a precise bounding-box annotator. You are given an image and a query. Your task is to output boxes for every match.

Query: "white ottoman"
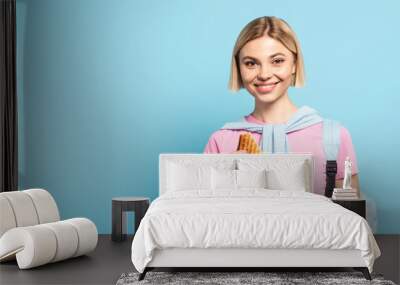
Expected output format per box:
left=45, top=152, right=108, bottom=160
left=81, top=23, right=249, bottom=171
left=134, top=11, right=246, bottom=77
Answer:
left=0, top=189, right=98, bottom=269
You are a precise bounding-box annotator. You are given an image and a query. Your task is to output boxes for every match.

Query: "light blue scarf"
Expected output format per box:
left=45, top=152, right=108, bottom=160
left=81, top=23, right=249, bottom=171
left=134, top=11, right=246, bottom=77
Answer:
left=220, top=106, right=323, bottom=153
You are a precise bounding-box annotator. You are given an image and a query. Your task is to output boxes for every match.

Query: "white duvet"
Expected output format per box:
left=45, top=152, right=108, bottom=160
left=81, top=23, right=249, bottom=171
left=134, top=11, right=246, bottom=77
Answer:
left=131, top=189, right=381, bottom=273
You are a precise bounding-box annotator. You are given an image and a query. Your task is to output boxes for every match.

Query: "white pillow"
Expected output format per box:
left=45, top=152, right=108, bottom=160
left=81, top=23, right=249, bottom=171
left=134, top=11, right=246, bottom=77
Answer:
left=211, top=168, right=268, bottom=190
left=167, top=162, right=212, bottom=191
left=211, top=168, right=237, bottom=190
left=236, top=169, right=268, bottom=188
left=237, top=158, right=310, bottom=192
left=266, top=164, right=307, bottom=191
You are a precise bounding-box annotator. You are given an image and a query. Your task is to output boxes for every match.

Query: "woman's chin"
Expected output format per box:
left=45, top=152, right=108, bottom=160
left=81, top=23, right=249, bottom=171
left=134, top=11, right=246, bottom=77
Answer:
left=247, top=88, right=285, bottom=104
left=254, top=92, right=280, bottom=103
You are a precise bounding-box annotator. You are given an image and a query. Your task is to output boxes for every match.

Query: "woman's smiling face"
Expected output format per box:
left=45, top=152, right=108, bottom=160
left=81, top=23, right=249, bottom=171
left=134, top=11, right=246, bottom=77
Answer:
left=238, top=35, right=296, bottom=103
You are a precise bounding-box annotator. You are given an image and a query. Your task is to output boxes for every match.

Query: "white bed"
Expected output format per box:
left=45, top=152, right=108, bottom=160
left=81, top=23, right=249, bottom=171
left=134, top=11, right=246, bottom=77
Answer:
left=131, top=153, right=381, bottom=281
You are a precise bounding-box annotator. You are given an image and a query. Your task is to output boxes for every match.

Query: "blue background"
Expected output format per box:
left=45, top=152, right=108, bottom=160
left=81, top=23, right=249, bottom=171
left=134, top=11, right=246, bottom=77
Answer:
left=16, top=0, right=400, bottom=234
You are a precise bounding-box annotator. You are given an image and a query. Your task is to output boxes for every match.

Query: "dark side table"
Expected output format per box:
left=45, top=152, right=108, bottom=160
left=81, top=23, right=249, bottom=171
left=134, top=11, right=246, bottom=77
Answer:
left=112, top=197, right=150, bottom=242
left=332, top=199, right=366, bottom=218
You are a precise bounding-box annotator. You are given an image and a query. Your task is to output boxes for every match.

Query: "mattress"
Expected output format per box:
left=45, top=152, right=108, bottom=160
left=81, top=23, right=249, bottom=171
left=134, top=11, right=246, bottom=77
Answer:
left=131, top=189, right=381, bottom=273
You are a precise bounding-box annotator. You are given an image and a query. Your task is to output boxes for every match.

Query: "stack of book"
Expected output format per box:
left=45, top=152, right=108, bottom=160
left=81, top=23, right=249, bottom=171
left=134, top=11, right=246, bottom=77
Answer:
left=332, top=188, right=359, bottom=200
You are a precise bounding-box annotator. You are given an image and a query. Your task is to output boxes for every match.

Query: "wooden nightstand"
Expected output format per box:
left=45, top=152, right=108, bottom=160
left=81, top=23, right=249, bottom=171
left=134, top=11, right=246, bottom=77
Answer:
left=332, top=199, right=366, bottom=218
left=111, top=197, right=150, bottom=242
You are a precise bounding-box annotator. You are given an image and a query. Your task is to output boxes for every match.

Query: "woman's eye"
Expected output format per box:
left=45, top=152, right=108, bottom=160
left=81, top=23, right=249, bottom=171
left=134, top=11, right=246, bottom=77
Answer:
left=244, top=61, right=256, bottom=67
left=273, top=58, right=285, bottom=64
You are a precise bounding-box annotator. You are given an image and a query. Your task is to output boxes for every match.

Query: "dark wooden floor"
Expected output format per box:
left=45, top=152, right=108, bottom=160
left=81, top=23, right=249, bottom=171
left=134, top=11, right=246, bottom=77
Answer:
left=0, top=235, right=135, bottom=285
left=0, top=235, right=399, bottom=285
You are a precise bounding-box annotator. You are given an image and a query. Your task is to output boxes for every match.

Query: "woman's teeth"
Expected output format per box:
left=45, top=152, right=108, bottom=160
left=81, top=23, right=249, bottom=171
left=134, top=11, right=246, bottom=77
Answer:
left=255, top=82, right=279, bottom=93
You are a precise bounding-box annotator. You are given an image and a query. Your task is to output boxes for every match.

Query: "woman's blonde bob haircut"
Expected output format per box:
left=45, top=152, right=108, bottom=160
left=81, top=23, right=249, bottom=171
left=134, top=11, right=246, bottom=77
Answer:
left=228, top=16, right=306, bottom=92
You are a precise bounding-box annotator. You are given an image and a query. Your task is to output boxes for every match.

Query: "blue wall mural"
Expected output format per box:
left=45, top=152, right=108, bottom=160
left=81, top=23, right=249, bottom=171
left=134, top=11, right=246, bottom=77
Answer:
left=17, top=0, right=400, bottom=233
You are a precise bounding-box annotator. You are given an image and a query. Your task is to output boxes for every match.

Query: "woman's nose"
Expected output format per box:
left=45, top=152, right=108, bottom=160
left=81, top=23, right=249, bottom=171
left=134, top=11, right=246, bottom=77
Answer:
left=257, top=65, right=273, bottom=80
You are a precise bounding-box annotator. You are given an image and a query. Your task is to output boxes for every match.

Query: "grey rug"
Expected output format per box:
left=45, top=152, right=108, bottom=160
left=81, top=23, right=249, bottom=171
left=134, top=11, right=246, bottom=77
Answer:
left=116, top=271, right=396, bottom=285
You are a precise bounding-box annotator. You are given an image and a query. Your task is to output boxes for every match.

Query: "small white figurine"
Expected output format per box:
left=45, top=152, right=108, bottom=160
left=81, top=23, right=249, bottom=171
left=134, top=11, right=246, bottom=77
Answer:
left=343, top=156, right=352, bottom=189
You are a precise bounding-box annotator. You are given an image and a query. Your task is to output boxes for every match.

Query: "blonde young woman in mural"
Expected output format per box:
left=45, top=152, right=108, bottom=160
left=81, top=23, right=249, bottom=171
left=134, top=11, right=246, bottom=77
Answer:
left=204, top=16, right=368, bottom=206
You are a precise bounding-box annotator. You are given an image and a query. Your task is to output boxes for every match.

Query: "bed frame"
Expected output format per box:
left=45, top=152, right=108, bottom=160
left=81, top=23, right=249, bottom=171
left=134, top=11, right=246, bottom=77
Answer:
left=138, top=153, right=372, bottom=281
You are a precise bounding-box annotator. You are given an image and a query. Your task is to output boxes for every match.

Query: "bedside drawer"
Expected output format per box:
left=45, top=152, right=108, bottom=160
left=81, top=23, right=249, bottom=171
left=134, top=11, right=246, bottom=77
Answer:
left=332, top=199, right=366, bottom=218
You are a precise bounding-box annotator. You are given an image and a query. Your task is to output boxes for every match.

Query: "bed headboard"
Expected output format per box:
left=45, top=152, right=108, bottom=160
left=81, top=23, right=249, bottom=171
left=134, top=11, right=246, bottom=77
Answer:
left=159, top=153, right=314, bottom=196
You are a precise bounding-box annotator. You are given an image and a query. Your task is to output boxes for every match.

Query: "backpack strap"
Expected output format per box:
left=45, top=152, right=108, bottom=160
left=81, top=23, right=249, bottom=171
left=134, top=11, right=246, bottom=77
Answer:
left=322, top=119, right=341, bottom=198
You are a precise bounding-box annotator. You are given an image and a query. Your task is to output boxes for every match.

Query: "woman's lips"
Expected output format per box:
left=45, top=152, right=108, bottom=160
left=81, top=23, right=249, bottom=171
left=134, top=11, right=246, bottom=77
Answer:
left=254, top=82, right=279, bottom=94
